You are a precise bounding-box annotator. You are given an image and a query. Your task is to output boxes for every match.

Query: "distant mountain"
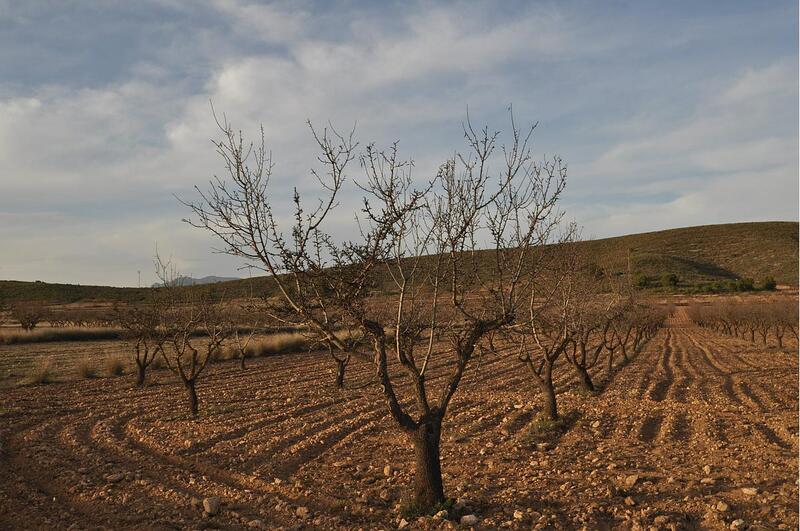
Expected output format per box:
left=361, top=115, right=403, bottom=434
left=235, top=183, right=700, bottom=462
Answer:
left=150, top=275, right=240, bottom=288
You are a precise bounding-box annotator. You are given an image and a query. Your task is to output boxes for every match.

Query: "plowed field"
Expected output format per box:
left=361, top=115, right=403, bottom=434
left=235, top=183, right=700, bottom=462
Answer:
left=0, top=309, right=796, bottom=530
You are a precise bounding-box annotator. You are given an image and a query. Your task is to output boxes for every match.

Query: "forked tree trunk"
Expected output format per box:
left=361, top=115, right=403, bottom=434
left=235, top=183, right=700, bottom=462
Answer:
left=186, top=379, right=199, bottom=416
left=409, top=417, right=445, bottom=509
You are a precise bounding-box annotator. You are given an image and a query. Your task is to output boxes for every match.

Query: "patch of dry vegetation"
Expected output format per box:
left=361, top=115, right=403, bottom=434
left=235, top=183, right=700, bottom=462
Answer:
left=76, top=358, right=98, bottom=379
left=105, top=357, right=126, bottom=377
left=0, top=327, right=123, bottom=345
left=24, top=360, right=55, bottom=385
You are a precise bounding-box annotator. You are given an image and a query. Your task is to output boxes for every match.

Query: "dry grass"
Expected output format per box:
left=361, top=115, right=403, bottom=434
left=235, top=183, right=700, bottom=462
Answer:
left=0, top=327, right=123, bottom=345
left=215, top=331, right=314, bottom=361
left=76, top=358, right=98, bottom=379
left=246, top=332, right=315, bottom=357
left=211, top=344, right=240, bottom=362
left=24, top=360, right=55, bottom=385
left=105, top=357, right=126, bottom=377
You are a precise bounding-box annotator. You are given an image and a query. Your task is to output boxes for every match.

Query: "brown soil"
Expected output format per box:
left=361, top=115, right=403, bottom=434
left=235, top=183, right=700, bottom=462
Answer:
left=0, top=309, right=796, bottom=530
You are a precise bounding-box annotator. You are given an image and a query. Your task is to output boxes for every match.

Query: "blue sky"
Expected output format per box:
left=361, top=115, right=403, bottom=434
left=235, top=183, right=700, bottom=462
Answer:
left=0, top=0, right=797, bottom=286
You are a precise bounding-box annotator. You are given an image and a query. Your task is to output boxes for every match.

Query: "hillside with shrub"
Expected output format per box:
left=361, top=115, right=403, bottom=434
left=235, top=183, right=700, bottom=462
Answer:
left=0, top=221, right=796, bottom=304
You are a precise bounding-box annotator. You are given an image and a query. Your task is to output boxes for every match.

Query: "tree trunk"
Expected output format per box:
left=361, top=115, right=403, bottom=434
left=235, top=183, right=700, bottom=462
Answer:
left=535, top=363, right=558, bottom=420
left=575, top=365, right=595, bottom=392
left=335, top=358, right=347, bottom=389
left=409, top=417, right=445, bottom=509
left=136, top=362, right=146, bottom=387
left=186, top=379, right=199, bottom=417
left=606, top=350, right=614, bottom=376
left=542, top=382, right=558, bottom=420
left=240, top=353, right=247, bottom=370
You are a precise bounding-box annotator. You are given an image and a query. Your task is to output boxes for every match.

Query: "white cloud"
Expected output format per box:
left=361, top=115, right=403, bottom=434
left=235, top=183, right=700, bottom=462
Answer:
left=0, top=2, right=796, bottom=285
left=573, top=60, right=797, bottom=236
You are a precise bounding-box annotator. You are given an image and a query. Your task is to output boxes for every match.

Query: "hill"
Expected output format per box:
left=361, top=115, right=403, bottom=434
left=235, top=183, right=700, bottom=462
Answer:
left=0, top=221, right=796, bottom=304
left=577, top=221, right=798, bottom=289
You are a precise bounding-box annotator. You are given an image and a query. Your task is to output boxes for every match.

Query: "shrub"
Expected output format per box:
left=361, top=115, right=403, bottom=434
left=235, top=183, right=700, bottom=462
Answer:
left=760, top=276, right=777, bottom=291
left=634, top=273, right=648, bottom=288
left=77, top=358, right=98, bottom=379
left=586, top=262, right=605, bottom=280
left=520, top=414, right=568, bottom=444
left=735, top=278, right=755, bottom=291
left=25, top=360, right=55, bottom=385
left=696, top=284, right=714, bottom=294
left=105, top=357, right=126, bottom=377
left=660, top=273, right=679, bottom=288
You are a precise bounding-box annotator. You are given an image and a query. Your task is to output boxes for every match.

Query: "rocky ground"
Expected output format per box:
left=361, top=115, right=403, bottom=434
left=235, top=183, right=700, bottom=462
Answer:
left=0, top=308, right=797, bottom=530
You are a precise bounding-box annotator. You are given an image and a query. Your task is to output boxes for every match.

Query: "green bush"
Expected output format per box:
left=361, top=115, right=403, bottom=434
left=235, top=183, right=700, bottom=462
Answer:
left=660, top=273, right=679, bottom=288
left=760, top=276, right=777, bottom=291
left=634, top=273, right=648, bottom=288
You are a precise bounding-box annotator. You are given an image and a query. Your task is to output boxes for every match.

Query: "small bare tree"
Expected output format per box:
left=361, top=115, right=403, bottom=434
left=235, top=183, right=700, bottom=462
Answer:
left=504, top=240, right=578, bottom=421
left=562, top=260, right=621, bottom=393
left=228, top=299, right=264, bottom=370
left=155, top=255, right=233, bottom=416
left=11, top=301, right=49, bottom=331
left=115, top=300, right=168, bottom=386
left=184, top=109, right=568, bottom=509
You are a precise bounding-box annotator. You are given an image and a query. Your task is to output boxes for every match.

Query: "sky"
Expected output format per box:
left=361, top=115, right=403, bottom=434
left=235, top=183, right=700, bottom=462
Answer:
left=0, top=0, right=797, bottom=286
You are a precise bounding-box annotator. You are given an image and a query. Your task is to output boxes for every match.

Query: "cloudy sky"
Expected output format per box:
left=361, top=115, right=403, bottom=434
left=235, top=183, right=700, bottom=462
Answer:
left=0, top=0, right=797, bottom=286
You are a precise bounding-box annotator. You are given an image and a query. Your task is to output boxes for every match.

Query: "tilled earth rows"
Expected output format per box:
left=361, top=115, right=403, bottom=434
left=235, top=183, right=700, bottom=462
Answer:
left=0, top=310, right=797, bottom=530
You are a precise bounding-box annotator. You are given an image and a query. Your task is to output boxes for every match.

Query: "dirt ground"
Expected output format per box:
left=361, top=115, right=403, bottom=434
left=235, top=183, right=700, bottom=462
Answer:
left=0, top=308, right=797, bottom=530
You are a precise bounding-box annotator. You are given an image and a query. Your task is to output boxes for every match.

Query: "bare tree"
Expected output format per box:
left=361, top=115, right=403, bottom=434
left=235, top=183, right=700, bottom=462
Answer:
left=562, top=260, right=622, bottom=393
left=155, top=255, right=233, bottom=416
left=689, top=299, right=797, bottom=350
left=504, top=239, right=578, bottom=421
left=772, top=300, right=797, bottom=349
left=115, top=300, right=168, bottom=386
left=228, top=299, right=265, bottom=370
left=183, top=109, right=567, bottom=509
left=11, top=301, right=49, bottom=331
